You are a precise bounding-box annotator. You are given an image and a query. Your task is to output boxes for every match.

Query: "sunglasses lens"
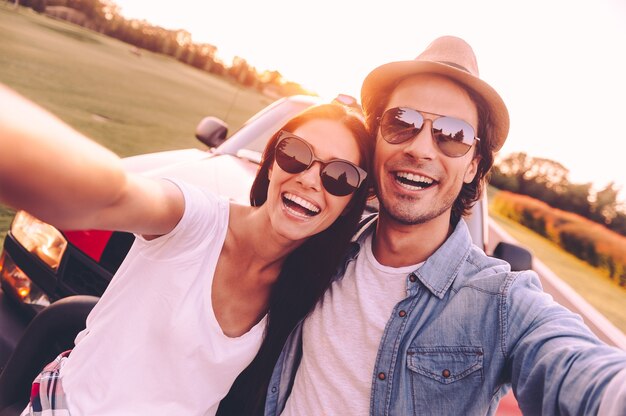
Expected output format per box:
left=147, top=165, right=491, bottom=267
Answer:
left=321, top=162, right=361, bottom=196
left=275, top=136, right=311, bottom=173
left=432, top=117, right=476, bottom=157
left=380, top=107, right=424, bottom=144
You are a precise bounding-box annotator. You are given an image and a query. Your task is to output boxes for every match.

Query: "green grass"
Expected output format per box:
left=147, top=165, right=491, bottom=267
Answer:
left=488, top=187, right=626, bottom=333
left=0, top=3, right=274, bottom=237
left=0, top=206, right=14, bottom=242
left=0, top=5, right=273, bottom=155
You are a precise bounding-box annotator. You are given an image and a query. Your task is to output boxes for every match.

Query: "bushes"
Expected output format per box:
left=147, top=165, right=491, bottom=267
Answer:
left=492, top=191, right=626, bottom=287
left=491, top=152, right=626, bottom=236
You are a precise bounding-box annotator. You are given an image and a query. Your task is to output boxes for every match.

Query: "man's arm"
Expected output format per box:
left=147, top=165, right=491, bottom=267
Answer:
left=504, top=271, right=626, bottom=415
left=0, top=84, right=183, bottom=235
left=598, top=368, right=626, bottom=415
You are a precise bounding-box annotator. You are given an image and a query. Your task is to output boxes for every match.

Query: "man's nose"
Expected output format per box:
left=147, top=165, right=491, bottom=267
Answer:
left=402, top=120, right=438, bottom=160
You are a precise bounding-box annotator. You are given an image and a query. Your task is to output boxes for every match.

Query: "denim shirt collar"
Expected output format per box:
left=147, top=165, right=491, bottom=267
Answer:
left=344, top=215, right=473, bottom=299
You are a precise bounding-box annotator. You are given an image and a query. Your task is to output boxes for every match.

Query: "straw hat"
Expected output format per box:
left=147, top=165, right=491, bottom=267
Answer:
left=361, top=36, right=509, bottom=151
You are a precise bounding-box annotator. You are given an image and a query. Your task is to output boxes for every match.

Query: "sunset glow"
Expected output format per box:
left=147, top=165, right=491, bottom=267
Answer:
left=114, top=0, right=626, bottom=202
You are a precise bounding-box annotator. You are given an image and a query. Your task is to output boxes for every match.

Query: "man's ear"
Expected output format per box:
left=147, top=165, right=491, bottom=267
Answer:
left=463, top=156, right=480, bottom=184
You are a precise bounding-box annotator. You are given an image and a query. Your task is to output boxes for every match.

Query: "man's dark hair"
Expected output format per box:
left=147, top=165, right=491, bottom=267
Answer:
left=362, top=74, right=495, bottom=225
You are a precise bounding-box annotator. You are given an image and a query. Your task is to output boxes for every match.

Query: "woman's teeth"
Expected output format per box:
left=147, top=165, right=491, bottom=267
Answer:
left=283, top=193, right=320, bottom=217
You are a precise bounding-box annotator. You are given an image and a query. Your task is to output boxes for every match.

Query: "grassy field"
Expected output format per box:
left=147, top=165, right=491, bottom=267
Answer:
left=0, top=3, right=274, bottom=238
left=488, top=187, right=626, bottom=333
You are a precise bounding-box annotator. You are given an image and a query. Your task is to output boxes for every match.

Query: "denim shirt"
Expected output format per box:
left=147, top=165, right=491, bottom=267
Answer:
left=264, top=218, right=626, bottom=416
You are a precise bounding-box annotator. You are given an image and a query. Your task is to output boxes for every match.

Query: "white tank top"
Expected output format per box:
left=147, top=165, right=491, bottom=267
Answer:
left=61, top=180, right=267, bottom=416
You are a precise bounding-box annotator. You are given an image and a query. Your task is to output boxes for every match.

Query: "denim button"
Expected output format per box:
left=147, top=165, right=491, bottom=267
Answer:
left=271, top=386, right=277, bottom=393
left=399, top=310, right=407, bottom=317
left=442, top=369, right=451, bottom=378
left=409, top=274, right=417, bottom=282
left=378, top=372, right=386, bottom=380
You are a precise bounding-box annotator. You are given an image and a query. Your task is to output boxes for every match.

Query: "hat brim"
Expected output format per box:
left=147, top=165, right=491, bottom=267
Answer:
left=361, top=60, right=509, bottom=151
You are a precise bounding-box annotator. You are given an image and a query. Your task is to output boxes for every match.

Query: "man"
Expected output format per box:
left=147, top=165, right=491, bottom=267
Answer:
left=264, top=36, right=626, bottom=415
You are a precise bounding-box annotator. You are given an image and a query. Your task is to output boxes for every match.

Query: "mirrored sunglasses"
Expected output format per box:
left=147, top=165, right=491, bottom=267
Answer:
left=274, top=131, right=367, bottom=197
left=379, top=107, right=480, bottom=157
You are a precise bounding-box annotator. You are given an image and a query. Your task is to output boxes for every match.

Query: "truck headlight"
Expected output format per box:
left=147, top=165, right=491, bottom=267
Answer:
left=10, top=211, right=67, bottom=271
left=0, top=251, right=50, bottom=307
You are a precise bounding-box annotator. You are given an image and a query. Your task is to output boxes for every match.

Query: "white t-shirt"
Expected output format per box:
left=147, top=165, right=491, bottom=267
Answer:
left=282, top=232, right=422, bottom=415
left=61, top=180, right=267, bottom=416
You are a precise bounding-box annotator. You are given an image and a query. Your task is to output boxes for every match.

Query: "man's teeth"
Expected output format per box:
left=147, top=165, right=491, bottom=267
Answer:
left=395, top=172, right=435, bottom=190
left=396, top=172, right=433, bottom=184
left=283, top=193, right=320, bottom=216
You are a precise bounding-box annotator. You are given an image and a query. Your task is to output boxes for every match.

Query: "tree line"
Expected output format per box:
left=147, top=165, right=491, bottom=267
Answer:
left=13, top=0, right=313, bottom=97
left=490, top=152, right=626, bottom=237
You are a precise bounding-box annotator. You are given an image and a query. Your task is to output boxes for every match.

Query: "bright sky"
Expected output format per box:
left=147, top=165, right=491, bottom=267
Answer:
left=114, top=0, right=626, bottom=202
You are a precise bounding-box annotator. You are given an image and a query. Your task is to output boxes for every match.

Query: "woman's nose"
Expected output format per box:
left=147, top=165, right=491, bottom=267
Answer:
left=296, top=162, right=323, bottom=191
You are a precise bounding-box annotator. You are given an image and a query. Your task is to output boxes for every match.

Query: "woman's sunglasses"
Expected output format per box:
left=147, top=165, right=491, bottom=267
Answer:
left=379, top=107, right=480, bottom=157
left=274, top=131, right=367, bottom=197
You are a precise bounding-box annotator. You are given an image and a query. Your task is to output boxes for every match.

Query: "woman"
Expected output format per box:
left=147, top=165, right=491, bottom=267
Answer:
left=0, top=85, right=373, bottom=415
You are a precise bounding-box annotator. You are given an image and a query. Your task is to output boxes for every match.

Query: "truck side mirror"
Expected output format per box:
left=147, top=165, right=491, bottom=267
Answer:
left=195, top=117, right=228, bottom=148
left=493, top=242, right=533, bottom=271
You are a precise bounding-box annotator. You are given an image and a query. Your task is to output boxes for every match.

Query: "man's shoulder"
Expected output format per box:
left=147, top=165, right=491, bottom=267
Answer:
left=453, top=245, right=540, bottom=295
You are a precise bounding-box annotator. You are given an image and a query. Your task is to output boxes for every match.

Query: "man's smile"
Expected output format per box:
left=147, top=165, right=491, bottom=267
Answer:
left=393, top=171, right=437, bottom=191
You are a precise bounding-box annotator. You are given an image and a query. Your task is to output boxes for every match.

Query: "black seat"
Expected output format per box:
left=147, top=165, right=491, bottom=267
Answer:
left=0, top=295, right=98, bottom=416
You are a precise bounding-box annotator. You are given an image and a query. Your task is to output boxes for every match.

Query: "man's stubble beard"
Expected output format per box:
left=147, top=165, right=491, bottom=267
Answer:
left=377, top=188, right=457, bottom=226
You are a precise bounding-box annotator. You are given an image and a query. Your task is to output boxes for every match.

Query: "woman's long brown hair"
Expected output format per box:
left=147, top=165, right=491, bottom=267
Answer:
left=217, top=103, right=373, bottom=415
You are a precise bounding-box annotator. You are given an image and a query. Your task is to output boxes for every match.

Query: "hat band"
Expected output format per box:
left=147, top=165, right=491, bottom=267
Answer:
left=437, top=61, right=471, bottom=74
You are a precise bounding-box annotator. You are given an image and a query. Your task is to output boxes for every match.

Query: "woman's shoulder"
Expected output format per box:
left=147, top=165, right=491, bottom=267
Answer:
left=168, top=178, right=228, bottom=211
left=135, top=179, right=230, bottom=252
left=175, top=180, right=230, bottom=232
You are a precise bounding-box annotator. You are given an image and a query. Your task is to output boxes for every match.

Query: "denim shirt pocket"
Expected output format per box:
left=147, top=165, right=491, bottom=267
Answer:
left=404, top=346, right=485, bottom=414
left=404, top=345, right=484, bottom=416
left=406, top=346, right=483, bottom=384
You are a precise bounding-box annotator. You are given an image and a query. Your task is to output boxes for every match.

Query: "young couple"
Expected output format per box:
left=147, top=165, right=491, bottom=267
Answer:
left=1, top=36, right=624, bottom=416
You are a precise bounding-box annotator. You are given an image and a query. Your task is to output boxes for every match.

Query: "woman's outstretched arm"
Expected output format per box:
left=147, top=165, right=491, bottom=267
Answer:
left=0, top=84, right=184, bottom=235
